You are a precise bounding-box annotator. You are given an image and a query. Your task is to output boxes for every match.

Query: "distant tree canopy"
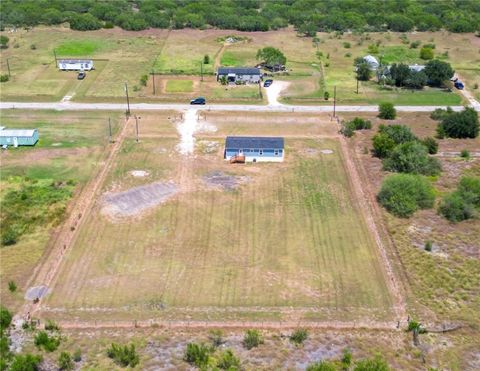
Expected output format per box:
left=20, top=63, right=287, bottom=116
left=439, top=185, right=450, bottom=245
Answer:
left=256, top=47, right=287, bottom=66
left=0, top=0, right=479, bottom=33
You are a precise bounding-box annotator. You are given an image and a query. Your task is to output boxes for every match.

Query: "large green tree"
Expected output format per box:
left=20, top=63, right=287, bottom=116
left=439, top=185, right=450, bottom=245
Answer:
left=256, top=46, right=287, bottom=66
left=424, top=59, right=454, bottom=87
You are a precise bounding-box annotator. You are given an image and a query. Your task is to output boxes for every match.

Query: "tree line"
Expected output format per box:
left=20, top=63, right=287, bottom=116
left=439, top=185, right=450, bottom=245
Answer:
left=0, top=0, right=479, bottom=33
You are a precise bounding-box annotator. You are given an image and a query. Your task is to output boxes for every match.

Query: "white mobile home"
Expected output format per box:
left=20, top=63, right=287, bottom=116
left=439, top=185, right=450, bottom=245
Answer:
left=58, top=59, right=94, bottom=71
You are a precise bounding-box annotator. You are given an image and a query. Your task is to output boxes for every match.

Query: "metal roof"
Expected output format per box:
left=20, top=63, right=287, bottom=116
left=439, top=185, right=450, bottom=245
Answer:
left=58, top=59, right=93, bottom=63
left=217, top=67, right=261, bottom=75
left=0, top=129, right=37, bottom=137
left=225, top=136, right=284, bottom=149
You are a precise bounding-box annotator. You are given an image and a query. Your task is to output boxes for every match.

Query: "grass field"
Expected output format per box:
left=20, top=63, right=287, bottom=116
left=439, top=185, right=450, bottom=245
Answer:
left=0, top=110, right=123, bottom=311
left=42, top=113, right=393, bottom=322
left=165, top=79, right=194, bottom=93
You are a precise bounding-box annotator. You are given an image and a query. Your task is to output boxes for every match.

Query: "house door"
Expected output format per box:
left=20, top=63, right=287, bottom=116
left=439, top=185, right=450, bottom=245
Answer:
left=13, top=137, right=18, bottom=147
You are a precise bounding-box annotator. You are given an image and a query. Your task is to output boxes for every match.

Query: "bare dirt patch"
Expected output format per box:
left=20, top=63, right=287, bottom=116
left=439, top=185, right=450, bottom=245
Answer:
left=203, top=171, right=249, bottom=190
left=101, top=181, right=177, bottom=219
left=130, top=170, right=149, bottom=177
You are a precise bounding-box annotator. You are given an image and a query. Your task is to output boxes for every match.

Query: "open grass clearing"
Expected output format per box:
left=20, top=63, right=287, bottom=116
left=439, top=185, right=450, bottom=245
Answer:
left=165, top=79, right=194, bottom=93
left=44, top=126, right=393, bottom=321
left=0, top=110, right=123, bottom=311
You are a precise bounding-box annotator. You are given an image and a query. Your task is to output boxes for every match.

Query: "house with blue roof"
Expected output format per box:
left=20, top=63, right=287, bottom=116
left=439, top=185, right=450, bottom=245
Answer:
left=0, top=127, right=39, bottom=147
left=224, top=136, right=284, bottom=163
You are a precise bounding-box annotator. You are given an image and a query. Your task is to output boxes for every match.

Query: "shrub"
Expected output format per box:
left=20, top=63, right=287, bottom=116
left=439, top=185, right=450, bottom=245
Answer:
left=140, top=74, right=148, bottom=86
left=458, top=176, right=480, bottom=206
left=410, top=41, right=421, bottom=49
left=372, top=133, right=396, bottom=158
left=289, top=328, right=308, bottom=345
left=208, top=329, right=224, bottom=347
left=0, top=74, right=10, bottom=83
left=430, top=107, right=453, bottom=121
left=104, top=21, right=114, bottom=29
left=0, top=35, right=9, bottom=49
left=0, top=306, right=12, bottom=331
left=439, top=192, right=474, bottom=222
left=9, top=354, right=42, bottom=371
left=8, top=280, right=17, bottom=293
left=438, top=107, right=479, bottom=138
left=34, top=331, right=60, bottom=352
left=203, top=54, right=210, bottom=64
left=107, top=343, right=139, bottom=367
left=377, top=174, right=435, bottom=217
left=324, top=91, right=329, bottom=100
left=342, top=348, right=353, bottom=368
left=58, top=352, right=73, bottom=370
left=424, top=240, right=432, bottom=251
left=306, top=360, right=337, bottom=371
left=184, top=342, right=211, bottom=368
left=421, top=137, right=438, bottom=154
left=217, top=349, right=241, bottom=370
left=30, top=44, right=37, bottom=50
left=350, top=117, right=372, bottom=130
left=354, top=355, right=389, bottom=371
left=45, top=320, right=60, bottom=331
left=378, top=124, right=417, bottom=144
left=341, top=122, right=355, bottom=138
left=460, top=149, right=470, bottom=159
left=243, top=329, right=263, bottom=350
left=382, top=142, right=441, bottom=176
left=424, top=59, right=454, bottom=87
left=419, top=47, right=434, bottom=60
left=378, top=102, right=396, bottom=119
left=343, top=42, right=351, bottom=48
left=73, top=349, right=82, bottom=362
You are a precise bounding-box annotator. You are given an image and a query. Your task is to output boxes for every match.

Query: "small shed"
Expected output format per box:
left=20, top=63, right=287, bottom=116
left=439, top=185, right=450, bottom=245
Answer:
left=58, top=59, right=94, bottom=71
left=0, top=127, right=39, bottom=147
left=217, top=67, right=261, bottom=84
left=224, top=136, right=284, bottom=162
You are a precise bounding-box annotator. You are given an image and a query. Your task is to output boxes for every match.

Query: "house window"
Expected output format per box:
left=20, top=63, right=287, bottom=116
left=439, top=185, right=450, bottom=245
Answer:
left=274, top=150, right=279, bottom=156
left=259, top=149, right=263, bottom=155
left=239, top=149, right=243, bottom=154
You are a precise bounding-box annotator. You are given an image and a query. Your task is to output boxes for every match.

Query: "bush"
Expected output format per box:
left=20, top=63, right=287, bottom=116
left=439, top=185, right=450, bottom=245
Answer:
left=306, top=360, right=337, bottom=371
left=30, top=44, right=37, bottom=50
left=350, top=117, right=372, bottom=130
left=421, top=137, right=438, bottom=154
left=0, top=35, right=9, bottom=49
left=217, top=349, right=241, bottom=370
left=58, top=352, right=73, bottom=370
left=73, top=349, right=82, bottom=362
left=438, top=107, right=479, bottom=138
left=460, top=149, right=470, bottom=159
left=342, top=348, right=353, bottom=368
left=183, top=342, right=211, bottom=368
left=0, top=307, right=12, bottom=331
left=44, top=320, right=59, bottom=331
left=410, top=41, right=421, bottom=49
left=354, top=355, right=389, bottom=371
left=107, top=343, right=139, bottom=367
left=378, top=124, right=417, bottom=144
left=372, top=133, right=396, bottom=158
left=324, top=91, right=329, bottom=100
left=208, top=329, right=224, bottom=347
left=203, top=55, right=210, bottom=64
left=424, top=59, right=454, bottom=87
left=140, top=74, right=148, bottom=86
left=8, top=281, right=17, bottom=293
left=430, top=107, right=453, bottom=121
left=439, top=176, right=480, bottom=222
left=9, top=354, right=42, bottom=371
left=378, top=102, right=396, bottom=119
left=419, top=47, right=434, bottom=60
left=289, top=328, right=308, bottom=345
left=382, top=142, right=441, bottom=176
left=34, top=331, right=60, bottom=352
left=243, top=329, right=263, bottom=350
left=70, top=13, right=102, bottom=31
left=424, top=240, right=432, bottom=251
left=0, top=74, right=10, bottom=83
left=343, top=42, right=351, bottom=48
left=104, top=21, right=114, bottom=29
left=377, top=174, right=435, bottom=217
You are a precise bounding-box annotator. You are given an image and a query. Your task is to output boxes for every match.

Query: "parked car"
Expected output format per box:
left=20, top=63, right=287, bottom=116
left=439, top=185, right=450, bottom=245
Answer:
left=454, top=81, right=464, bottom=90
left=77, top=71, right=86, bottom=80
left=190, top=97, right=206, bottom=105
left=264, top=79, right=273, bottom=87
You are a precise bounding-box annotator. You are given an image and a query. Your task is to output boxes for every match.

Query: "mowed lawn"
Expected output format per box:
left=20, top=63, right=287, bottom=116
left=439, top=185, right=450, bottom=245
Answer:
left=46, top=132, right=393, bottom=321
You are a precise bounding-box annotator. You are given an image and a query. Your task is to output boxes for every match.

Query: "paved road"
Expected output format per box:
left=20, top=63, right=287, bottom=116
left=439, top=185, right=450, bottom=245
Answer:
left=0, top=101, right=475, bottom=112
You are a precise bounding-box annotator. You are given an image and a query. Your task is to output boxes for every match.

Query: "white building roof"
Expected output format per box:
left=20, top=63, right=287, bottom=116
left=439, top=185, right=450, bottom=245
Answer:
left=363, top=55, right=379, bottom=66
left=0, top=129, right=37, bottom=137
left=58, top=59, right=93, bottom=64
left=409, top=64, right=425, bottom=72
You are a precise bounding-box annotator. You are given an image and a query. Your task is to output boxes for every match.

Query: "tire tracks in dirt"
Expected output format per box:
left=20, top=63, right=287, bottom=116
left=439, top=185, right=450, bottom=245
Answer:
left=338, top=133, right=406, bottom=321
left=21, top=115, right=132, bottom=318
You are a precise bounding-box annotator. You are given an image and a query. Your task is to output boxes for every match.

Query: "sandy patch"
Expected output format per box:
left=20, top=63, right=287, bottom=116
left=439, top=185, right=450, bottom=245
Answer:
left=320, top=149, right=334, bottom=154
left=266, top=80, right=290, bottom=106
left=176, top=108, right=217, bottom=155
left=102, top=181, right=177, bottom=218
left=130, top=170, right=149, bottom=177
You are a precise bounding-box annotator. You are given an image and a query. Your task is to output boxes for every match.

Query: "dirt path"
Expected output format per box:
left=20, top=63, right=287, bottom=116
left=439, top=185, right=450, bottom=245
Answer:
left=456, top=73, right=480, bottom=110
left=266, top=81, right=290, bottom=106
left=21, top=115, right=131, bottom=318
left=214, top=43, right=227, bottom=70
left=337, top=132, right=406, bottom=321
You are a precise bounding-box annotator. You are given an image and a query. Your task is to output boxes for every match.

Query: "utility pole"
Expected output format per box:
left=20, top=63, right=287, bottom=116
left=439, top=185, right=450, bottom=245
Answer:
left=356, top=77, right=359, bottom=94
left=135, top=115, right=140, bottom=142
left=333, top=85, right=337, bottom=118
left=258, top=81, right=262, bottom=99
left=53, top=49, right=57, bottom=65
left=152, top=69, right=156, bottom=95
left=108, top=117, right=112, bottom=143
left=6, top=58, right=11, bottom=77
left=124, top=82, right=130, bottom=117
left=200, top=61, right=203, bottom=82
